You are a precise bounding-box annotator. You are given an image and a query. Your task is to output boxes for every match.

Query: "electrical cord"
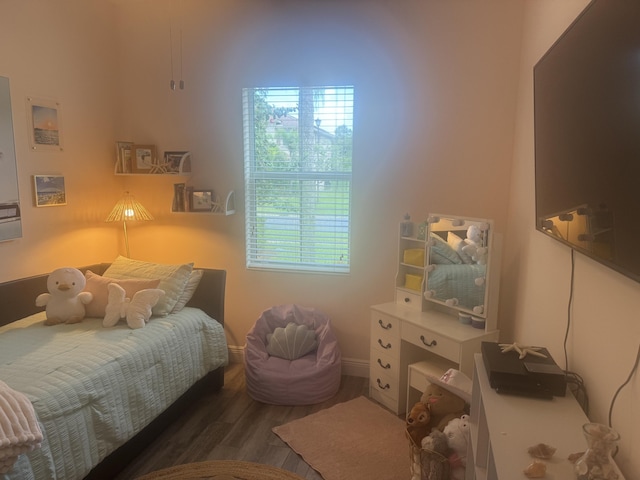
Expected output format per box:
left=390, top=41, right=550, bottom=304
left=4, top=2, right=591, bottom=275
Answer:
left=563, top=249, right=575, bottom=372
left=562, top=249, right=589, bottom=414
left=562, top=248, right=640, bottom=457
left=608, top=342, right=640, bottom=459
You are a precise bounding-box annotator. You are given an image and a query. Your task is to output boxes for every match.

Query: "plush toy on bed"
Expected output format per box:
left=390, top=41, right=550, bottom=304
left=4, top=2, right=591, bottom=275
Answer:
left=461, top=224, right=488, bottom=265
left=103, top=283, right=165, bottom=329
left=35, top=267, right=94, bottom=325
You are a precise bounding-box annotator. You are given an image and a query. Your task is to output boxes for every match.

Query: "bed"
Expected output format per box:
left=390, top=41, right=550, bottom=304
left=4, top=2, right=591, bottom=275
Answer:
left=0, top=260, right=228, bottom=480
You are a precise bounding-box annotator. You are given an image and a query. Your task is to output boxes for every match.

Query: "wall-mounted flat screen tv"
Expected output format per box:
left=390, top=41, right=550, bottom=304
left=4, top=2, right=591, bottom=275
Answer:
left=534, top=0, right=640, bottom=283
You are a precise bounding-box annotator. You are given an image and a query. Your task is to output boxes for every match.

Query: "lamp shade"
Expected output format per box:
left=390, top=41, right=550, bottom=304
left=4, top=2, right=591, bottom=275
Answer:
left=105, top=192, right=153, bottom=223
left=105, top=192, right=153, bottom=258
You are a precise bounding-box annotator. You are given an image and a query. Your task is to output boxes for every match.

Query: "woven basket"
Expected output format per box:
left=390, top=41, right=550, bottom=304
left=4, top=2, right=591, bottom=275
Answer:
left=407, top=431, right=451, bottom=480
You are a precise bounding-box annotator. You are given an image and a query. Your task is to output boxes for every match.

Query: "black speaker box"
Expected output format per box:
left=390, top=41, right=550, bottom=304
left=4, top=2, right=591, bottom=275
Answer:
left=481, top=342, right=567, bottom=398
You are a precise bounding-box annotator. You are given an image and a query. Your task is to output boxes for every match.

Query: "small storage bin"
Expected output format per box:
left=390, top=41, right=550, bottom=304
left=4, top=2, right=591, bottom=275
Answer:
left=404, top=273, right=424, bottom=291
left=403, top=249, right=425, bottom=267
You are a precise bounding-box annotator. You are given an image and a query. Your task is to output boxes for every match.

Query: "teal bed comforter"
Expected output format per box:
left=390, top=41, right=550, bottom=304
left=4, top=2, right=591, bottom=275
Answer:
left=0, top=308, right=228, bottom=480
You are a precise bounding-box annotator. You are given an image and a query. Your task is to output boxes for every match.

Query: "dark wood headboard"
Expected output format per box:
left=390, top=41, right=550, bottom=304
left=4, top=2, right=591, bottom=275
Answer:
left=0, top=264, right=226, bottom=328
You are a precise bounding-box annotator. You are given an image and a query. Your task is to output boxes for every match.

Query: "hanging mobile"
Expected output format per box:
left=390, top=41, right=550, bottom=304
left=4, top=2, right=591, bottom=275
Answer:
left=179, top=29, right=185, bottom=90
left=169, top=25, right=176, bottom=90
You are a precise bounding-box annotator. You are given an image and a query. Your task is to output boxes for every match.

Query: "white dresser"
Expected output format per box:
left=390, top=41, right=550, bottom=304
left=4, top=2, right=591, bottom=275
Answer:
left=369, top=303, right=498, bottom=415
left=468, top=353, right=625, bottom=480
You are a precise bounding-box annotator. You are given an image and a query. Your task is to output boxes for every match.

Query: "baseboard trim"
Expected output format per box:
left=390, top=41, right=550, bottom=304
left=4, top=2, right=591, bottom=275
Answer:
left=227, top=346, right=369, bottom=378
left=228, top=345, right=245, bottom=364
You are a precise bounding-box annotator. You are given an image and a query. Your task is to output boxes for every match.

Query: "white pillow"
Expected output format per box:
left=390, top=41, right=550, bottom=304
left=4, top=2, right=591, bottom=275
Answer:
left=104, top=256, right=193, bottom=316
left=266, top=322, right=318, bottom=360
left=447, top=232, right=474, bottom=264
left=171, top=269, right=203, bottom=313
left=83, top=270, right=161, bottom=318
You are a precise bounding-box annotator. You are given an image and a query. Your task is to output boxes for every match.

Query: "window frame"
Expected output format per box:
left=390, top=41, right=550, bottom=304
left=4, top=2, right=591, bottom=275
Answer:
left=242, top=86, right=354, bottom=274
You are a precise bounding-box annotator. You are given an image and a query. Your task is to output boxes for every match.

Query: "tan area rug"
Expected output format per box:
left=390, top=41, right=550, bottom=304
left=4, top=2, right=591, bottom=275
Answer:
left=272, top=396, right=408, bottom=480
left=136, top=460, right=305, bottom=480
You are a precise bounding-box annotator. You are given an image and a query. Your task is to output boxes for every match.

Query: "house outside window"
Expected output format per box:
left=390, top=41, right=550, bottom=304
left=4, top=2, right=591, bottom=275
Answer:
left=242, top=86, right=354, bottom=273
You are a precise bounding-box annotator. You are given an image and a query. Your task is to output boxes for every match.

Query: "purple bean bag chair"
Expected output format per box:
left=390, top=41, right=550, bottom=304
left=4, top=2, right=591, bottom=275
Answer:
left=244, top=304, right=342, bottom=405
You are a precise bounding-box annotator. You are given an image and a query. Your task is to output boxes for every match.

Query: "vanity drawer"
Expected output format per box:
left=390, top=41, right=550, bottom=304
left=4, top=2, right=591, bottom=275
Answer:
left=370, top=348, right=400, bottom=380
left=369, top=369, right=399, bottom=401
left=371, top=311, right=400, bottom=338
left=370, top=325, right=400, bottom=356
left=395, top=288, right=422, bottom=311
left=401, top=322, right=460, bottom=363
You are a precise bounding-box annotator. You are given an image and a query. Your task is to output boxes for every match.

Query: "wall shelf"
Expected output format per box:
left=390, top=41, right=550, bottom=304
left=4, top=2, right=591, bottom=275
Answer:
left=171, top=190, right=235, bottom=216
left=114, top=150, right=192, bottom=176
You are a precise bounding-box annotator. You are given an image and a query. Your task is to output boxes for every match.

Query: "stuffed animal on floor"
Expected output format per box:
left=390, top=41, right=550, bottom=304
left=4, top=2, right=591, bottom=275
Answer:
left=405, top=401, right=431, bottom=446
left=35, top=267, right=93, bottom=325
left=444, top=414, right=470, bottom=480
left=420, top=382, right=467, bottom=432
left=420, top=429, right=451, bottom=480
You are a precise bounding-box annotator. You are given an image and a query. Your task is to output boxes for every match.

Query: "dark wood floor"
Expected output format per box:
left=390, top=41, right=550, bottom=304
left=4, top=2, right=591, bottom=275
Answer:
left=114, top=363, right=371, bottom=479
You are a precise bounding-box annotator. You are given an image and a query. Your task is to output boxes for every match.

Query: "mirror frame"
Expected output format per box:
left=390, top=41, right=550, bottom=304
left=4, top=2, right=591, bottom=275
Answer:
left=423, top=214, right=493, bottom=318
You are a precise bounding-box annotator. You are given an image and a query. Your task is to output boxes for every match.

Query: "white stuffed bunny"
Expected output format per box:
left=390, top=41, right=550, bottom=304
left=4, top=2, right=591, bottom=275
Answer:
left=444, top=414, right=470, bottom=480
left=461, top=225, right=488, bottom=264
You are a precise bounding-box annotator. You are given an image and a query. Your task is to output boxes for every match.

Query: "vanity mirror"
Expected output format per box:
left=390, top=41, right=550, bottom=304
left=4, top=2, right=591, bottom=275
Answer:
left=423, top=214, right=497, bottom=323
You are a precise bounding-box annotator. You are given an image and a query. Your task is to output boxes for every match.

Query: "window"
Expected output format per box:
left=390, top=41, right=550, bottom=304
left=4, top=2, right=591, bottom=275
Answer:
left=242, top=86, right=354, bottom=273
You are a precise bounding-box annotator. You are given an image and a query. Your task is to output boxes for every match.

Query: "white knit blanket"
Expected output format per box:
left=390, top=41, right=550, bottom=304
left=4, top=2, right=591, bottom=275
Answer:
left=0, top=381, right=42, bottom=474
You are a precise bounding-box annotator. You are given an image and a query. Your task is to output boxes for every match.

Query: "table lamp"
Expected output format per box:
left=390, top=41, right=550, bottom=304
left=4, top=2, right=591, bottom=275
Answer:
left=105, top=191, right=153, bottom=257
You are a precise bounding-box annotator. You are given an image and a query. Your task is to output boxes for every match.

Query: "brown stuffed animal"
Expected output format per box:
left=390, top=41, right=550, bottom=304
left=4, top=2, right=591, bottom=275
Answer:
left=420, top=383, right=466, bottom=432
left=406, top=401, right=431, bottom=446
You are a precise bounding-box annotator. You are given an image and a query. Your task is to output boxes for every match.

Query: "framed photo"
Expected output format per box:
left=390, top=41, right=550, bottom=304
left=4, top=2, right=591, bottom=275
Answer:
left=190, top=190, right=214, bottom=212
left=33, top=175, right=66, bottom=207
left=163, top=151, right=191, bottom=174
left=26, top=97, right=63, bottom=151
left=116, top=141, right=133, bottom=173
left=131, top=145, right=157, bottom=173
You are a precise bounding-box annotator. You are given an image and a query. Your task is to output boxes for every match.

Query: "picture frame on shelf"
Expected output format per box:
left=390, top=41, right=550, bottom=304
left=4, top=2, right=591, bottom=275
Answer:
left=26, top=96, right=63, bottom=151
left=163, top=151, right=191, bottom=174
left=33, top=175, right=66, bottom=207
left=190, top=189, right=214, bottom=212
left=131, top=145, right=156, bottom=173
left=116, top=141, right=133, bottom=173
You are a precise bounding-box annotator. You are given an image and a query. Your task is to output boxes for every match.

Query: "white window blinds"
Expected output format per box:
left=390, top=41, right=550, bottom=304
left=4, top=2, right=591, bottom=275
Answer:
left=242, top=86, right=354, bottom=273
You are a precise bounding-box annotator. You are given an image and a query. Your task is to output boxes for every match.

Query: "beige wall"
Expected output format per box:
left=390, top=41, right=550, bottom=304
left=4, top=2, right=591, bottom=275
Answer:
left=111, top=0, right=523, bottom=366
left=2, top=0, right=637, bottom=476
left=505, top=1, right=639, bottom=475
left=0, top=0, right=121, bottom=277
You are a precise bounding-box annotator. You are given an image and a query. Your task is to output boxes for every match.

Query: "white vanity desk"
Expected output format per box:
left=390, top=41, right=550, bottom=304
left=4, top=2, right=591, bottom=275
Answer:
left=369, top=302, right=498, bottom=415
left=370, top=214, right=501, bottom=415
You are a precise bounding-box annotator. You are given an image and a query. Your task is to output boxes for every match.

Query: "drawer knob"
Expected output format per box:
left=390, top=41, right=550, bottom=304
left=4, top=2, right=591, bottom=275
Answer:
left=420, top=335, right=437, bottom=347
left=377, top=339, right=392, bottom=349
left=376, top=378, right=390, bottom=390
left=404, top=297, right=411, bottom=303
left=378, top=319, right=392, bottom=330
left=377, top=358, right=391, bottom=369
